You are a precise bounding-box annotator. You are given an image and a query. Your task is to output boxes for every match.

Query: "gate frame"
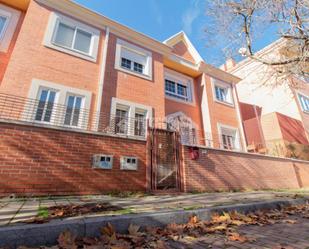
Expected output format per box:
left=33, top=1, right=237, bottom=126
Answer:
left=147, top=127, right=182, bottom=192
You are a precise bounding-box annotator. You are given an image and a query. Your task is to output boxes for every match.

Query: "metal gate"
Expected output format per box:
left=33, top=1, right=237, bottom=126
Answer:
left=148, top=128, right=181, bottom=191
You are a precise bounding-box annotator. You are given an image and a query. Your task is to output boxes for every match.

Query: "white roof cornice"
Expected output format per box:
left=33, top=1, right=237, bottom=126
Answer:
left=164, top=31, right=204, bottom=64
left=35, top=0, right=172, bottom=54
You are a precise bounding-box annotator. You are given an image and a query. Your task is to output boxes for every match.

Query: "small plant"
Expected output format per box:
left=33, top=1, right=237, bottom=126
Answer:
left=38, top=206, right=49, bottom=218
left=183, top=205, right=204, bottom=211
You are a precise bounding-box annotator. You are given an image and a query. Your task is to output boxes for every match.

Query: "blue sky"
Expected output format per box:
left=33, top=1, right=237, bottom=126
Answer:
left=74, top=0, right=279, bottom=66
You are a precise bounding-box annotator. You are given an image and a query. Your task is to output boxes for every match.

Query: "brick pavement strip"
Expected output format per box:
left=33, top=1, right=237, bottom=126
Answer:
left=163, top=215, right=309, bottom=249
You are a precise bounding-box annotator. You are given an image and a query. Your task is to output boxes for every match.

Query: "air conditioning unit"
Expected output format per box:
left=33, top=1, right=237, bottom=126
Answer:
left=92, top=155, right=113, bottom=169
left=121, top=156, right=138, bottom=170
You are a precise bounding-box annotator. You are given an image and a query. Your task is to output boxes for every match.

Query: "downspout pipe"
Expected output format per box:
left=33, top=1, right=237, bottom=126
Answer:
left=95, top=26, right=110, bottom=131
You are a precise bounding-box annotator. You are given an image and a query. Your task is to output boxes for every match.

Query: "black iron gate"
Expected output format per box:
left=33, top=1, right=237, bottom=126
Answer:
left=148, top=128, right=181, bottom=191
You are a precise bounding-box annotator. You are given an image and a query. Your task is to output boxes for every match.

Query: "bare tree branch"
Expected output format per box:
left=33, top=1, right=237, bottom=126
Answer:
left=204, top=0, right=309, bottom=87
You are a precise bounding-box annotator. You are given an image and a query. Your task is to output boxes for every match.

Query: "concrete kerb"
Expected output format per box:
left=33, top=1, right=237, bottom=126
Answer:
left=0, top=198, right=308, bottom=248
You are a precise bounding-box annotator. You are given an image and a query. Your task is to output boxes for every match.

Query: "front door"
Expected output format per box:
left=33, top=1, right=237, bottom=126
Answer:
left=149, top=128, right=181, bottom=191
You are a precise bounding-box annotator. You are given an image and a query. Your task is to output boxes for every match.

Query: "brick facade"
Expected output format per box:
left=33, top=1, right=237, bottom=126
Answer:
left=182, top=145, right=309, bottom=192
left=0, top=0, right=245, bottom=151
left=0, top=122, right=146, bottom=196
left=0, top=0, right=104, bottom=112
left=0, top=8, right=25, bottom=83
left=1, top=122, right=309, bottom=196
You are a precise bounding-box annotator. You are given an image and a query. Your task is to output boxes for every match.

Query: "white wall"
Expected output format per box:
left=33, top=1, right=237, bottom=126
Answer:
left=233, top=59, right=301, bottom=121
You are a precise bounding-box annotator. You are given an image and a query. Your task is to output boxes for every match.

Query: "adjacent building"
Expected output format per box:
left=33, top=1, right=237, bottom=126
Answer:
left=223, top=40, right=309, bottom=160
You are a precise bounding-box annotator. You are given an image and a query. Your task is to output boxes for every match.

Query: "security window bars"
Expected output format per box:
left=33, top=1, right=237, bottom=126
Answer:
left=35, top=89, right=56, bottom=123
left=134, top=112, right=146, bottom=136
left=115, top=109, right=128, bottom=134
left=64, top=95, right=83, bottom=127
left=53, top=22, right=92, bottom=55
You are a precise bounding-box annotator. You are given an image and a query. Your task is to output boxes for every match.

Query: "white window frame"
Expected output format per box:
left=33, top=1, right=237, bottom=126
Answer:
left=0, top=4, right=21, bottom=52
left=110, top=98, right=152, bottom=138
left=115, top=39, right=153, bottom=80
left=164, top=69, right=194, bottom=105
left=0, top=14, right=9, bottom=40
left=25, top=79, right=92, bottom=129
left=217, top=123, right=241, bottom=151
left=34, top=87, right=59, bottom=125
left=298, top=93, right=309, bottom=114
left=44, top=12, right=100, bottom=62
left=212, top=78, right=234, bottom=107
left=63, top=93, right=85, bottom=129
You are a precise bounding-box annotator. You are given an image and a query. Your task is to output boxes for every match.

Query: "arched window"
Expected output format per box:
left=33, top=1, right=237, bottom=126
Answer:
left=166, top=112, right=198, bottom=145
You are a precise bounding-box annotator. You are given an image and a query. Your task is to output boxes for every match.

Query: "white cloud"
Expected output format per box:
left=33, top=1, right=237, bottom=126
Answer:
left=182, top=0, right=201, bottom=35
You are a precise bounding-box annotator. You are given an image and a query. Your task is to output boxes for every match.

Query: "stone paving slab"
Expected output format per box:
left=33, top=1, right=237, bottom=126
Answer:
left=0, top=198, right=308, bottom=248
left=0, top=189, right=308, bottom=226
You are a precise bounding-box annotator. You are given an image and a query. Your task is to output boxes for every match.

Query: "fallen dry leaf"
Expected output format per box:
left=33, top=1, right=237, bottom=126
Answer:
left=282, top=219, right=297, bottom=224
left=188, top=215, right=198, bottom=224
left=212, top=212, right=231, bottom=223
left=227, top=232, right=248, bottom=243
left=57, top=230, right=77, bottom=249
left=128, top=224, right=142, bottom=236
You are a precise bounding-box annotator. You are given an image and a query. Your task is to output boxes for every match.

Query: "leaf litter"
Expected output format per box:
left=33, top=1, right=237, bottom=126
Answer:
left=10, top=203, right=309, bottom=248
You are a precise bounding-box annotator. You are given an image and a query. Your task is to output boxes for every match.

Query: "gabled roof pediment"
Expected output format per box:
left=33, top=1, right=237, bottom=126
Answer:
left=164, top=31, right=204, bottom=65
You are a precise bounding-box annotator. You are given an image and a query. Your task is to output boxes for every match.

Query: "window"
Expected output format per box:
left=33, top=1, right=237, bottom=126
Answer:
left=219, top=125, right=240, bottom=151
left=35, top=88, right=57, bottom=123
left=44, top=12, right=100, bottom=61
left=115, top=39, right=152, bottom=79
left=222, top=134, right=235, bottom=150
left=165, top=79, right=189, bottom=101
left=53, top=22, right=92, bottom=55
left=215, top=86, right=228, bottom=102
left=134, top=112, right=146, bottom=136
left=120, top=56, right=144, bottom=74
left=213, top=79, right=234, bottom=105
left=120, top=48, right=146, bottom=74
left=121, top=58, right=131, bottom=70
left=0, top=4, right=20, bottom=52
left=0, top=15, right=7, bottom=38
left=111, top=98, right=152, bottom=137
left=164, top=70, right=194, bottom=103
left=166, top=112, right=197, bottom=145
left=134, top=62, right=144, bottom=74
left=27, top=79, right=92, bottom=129
left=299, top=94, right=309, bottom=112
left=165, top=80, right=175, bottom=93
left=115, top=108, right=128, bottom=134
left=64, top=95, right=83, bottom=127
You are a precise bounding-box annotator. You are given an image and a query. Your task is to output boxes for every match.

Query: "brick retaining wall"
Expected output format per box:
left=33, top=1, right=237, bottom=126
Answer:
left=0, top=122, right=147, bottom=196
left=182, top=146, right=309, bottom=192
left=1, top=122, right=309, bottom=196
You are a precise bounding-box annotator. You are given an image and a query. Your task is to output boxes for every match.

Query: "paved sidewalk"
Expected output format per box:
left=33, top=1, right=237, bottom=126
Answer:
left=168, top=214, right=309, bottom=248
left=0, top=189, right=309, bottom=226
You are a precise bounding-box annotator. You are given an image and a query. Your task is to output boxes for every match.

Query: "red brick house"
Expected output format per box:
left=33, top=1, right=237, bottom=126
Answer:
left=0, top=0, right=245, bottom=151
left=3, top=0, right=308, bottom=195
